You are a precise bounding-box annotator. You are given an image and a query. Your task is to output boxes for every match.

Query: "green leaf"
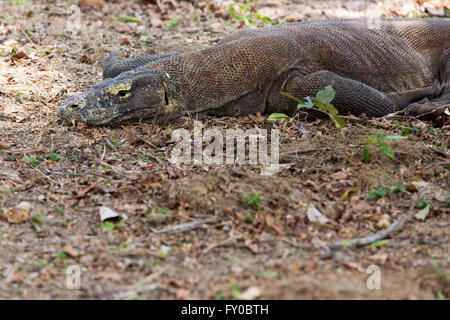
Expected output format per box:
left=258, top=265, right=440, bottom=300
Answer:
left=57, top=250, right=70, bottom=259
left=101, top=221, right=116, bottom=230
left=366, top=188, right=387, bottom=201
left=139, top=35, right=151, bottom=42
left=323, top=102, right=339, bottom=117
left=391, top=182, right=406, bottom=193
left=363, top=146, right=370, bottom=163
left=315, top=85, right=335, bottom=104
left=416, top=199, right=430, bottom=209
left=341, top=240, right=353, bottom=247
left=379, top=142, right=395, bottom=160
left=341, top=189, right=356, bottom=202
left=101, top=219, right=125, bottom=231
left=230, top=284, right=241, bottom=299
left=366, top=135, right=378, bottom=145
left=117, top=15, right=140, bottom=23
left=266, top=113, right=289, bottom=122
left=444, top=197, right=450, bottom=208
left=370, top=240, right=388, bottom=247
left=244, top=213, right=254, bottom=223
left=373, top=131, right=384, bottom=139
left=280, top=91, right=304, bottom=104
left=437, top=291, right=447, bottom=300
left=297, top=96, right=314, bottom=108
left=414, top=204, right=430, bottom=221
left=379, top=135, right=407, bottom=141
left=32, top=222, right=45, bottom=233
left=331, top=115, right=346, bottom=129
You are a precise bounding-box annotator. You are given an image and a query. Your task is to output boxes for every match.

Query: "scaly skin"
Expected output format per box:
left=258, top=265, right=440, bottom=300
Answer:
left=58, top=19, right=450, bottom=125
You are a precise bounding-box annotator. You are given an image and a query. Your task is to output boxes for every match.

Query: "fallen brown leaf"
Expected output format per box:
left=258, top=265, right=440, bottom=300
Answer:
left=3, top=201, right=31, bottom=223
left=176, top=288, right=190, bottom=299
left=11, top=51, right=29, bottom=60
left=63, top=245, right=80, bottom=258
left=77, top=183, right=96, bottom=198
left=79, top=55, right=94, bottom=64
left=263, top=213, right=283, bottom=235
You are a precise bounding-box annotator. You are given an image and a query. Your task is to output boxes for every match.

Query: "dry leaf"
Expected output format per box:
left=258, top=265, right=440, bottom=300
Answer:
left=176, top=288, right=190, bottom=299
left=79, top=55, right=94, bottom=64
left=92, top=271, right=121, bottom=281
left=368, top=252, right=389, bottom=264
left=342, top=261, right=365, bottom=272
left=0, top=141, right=11, bottom=149
left=4, top=201, right=31, bottom=223
left=11, top=51, right=29, bottom=60
left=306, top=204, right=329, bottom=224
left=63, top=245, right=80, bottom=257
left=376, top=214, right=391, bottom=229
left=240, top=287, right=261, bottom=300
left=77, top=183, right=96, bottom=198
left=99, top=206, right=120, bottom=221
left=263, top=213, right=283, bottom=235
left=121, top=37, right=134, bottom=46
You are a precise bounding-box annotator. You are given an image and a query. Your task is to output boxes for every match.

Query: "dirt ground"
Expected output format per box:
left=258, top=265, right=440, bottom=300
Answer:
left=0, top=0, right=449, bottom=300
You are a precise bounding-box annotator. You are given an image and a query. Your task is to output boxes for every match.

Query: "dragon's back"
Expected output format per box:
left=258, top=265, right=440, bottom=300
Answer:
left=217, top=19, right=449, bottom=92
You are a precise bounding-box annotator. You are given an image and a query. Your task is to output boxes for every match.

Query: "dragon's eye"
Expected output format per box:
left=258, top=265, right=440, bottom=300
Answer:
left=117, top=90, right=128, bottom=97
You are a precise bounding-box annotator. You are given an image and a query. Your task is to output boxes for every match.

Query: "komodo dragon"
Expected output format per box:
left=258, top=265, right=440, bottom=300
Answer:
left=58, top=19, right=450, bottom=125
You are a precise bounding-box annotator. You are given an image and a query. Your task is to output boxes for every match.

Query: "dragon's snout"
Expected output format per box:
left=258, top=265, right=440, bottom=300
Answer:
left=57, top=95, right=87, bottom=122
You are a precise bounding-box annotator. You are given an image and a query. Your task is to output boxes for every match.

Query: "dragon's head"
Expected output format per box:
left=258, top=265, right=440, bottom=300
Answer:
left=58, top=66, right=177, bottom=125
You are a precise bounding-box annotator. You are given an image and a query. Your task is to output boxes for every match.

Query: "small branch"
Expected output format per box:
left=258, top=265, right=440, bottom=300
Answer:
left=331, top=195, right=417, bottom=249
left=280, top=147, right=330, bottom=156
left=331, top=216, right=409, bottom=249
left=339, top=116, right=392, bottom=129
left=424, top=161, right=450, bottom=169
left=428, top=147, right=449, bottom=159
left=379, top=110, right=405, bottom=119
left=155, top=216, right=220, bottom=234
left=121, top=126, right=158, bottom=148
left=410, top=105, right=449, bottom=119
left=203, top=237, right=235, bottom=254
left=95, top=157, right=137, bottom=180
left=0, top=115, right=14, bottom=121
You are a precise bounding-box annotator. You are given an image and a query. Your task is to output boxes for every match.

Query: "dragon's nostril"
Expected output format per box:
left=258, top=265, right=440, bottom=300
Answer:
left=69, top=104, right=80, bottom=110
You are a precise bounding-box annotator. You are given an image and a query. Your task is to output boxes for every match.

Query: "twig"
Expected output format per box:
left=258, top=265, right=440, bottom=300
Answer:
left=115, top=284, right=158, bottom=300
left=339, top=116, right=392, bottom=129
left=155, top=216, right=220, bottom=234
left=203, top=237, right=236, bottom=254
left=428, top=147, right=449, bottom=159
left=121, top=126, right=158, bottom=148
left=331, top=195, right=417, bottom=249
left=105, top=138, right=117, bottom=150
left=331, top=216, right=408, bottom=248
left=424, top=161, right=450, bottom=169
left=280, top=147, right=330, bottom=156
left=379, top=110, right=405, bottom=119
left=33, top=167, right=62, bottom=187
left=0, top=115, right=14, bottom=121
left=410, top=105, right=449, bottom=119
left=114, top=268, right=164, bottom=299
left=95, top=157, right=137, bottom=180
